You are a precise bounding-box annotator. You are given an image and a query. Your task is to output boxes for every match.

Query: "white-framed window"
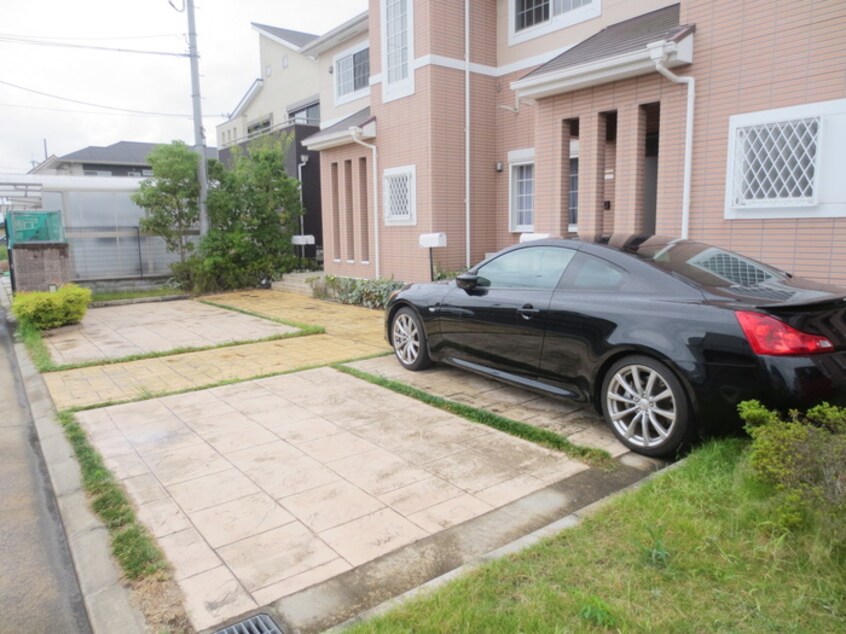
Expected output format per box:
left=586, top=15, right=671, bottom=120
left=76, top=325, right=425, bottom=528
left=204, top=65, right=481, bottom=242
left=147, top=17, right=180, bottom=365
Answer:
left=282, top=55, right=289, bottom=69
left=725, top=98, right=846, bottom=220
left=384, top=165, right=416, bottom=226
left=381, top=0, right=414, bottom=102
left=334, top=42, right=370, bottom=105
left=732, top=117, right=820, bottom=209
left=510, top=162, right=535, bottom=232
left=509, top=0, right=600, bottom=46
left=265, top=64, right=272, bottom=78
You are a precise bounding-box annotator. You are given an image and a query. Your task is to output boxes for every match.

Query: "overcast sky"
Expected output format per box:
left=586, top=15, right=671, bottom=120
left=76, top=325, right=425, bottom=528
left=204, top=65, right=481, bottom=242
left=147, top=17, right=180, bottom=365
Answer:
left=0, top=0, right=368, bottom=173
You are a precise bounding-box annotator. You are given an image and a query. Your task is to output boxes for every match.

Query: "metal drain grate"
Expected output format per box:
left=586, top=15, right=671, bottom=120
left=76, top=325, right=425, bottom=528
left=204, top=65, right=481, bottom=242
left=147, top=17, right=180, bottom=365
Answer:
left=214, top=613, right=283, bottom=634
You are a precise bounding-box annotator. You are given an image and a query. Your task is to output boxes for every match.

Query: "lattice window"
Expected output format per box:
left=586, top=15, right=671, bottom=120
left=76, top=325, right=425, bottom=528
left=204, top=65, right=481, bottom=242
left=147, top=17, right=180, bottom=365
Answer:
left=554, top=0, right=591, bottom=15
left=733, top=117, right=820, bottom=207
left=384, top=165, right=416, bottom=225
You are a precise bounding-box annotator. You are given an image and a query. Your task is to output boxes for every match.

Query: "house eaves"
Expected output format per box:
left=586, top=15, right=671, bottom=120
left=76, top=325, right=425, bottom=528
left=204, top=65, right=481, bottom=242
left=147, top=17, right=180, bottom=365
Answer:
left=302, top=108, right=375, bottom=151
left=229, top=79, right=264, bottom=119
left=251, top=23, right=318, bottom=51
left=512, top=4, right=694, bottom=100
left=299, top=11, right=369, bottom=57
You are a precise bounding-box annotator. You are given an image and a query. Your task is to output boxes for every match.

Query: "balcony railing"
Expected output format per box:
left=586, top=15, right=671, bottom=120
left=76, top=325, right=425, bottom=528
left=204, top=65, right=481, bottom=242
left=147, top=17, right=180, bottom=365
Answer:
left=221, top=117, right=320, bottom=149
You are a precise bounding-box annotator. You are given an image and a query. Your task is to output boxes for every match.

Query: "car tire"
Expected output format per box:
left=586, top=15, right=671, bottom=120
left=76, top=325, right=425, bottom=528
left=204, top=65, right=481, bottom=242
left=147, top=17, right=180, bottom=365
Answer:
left=601, top=355, right=691, bottom=457
left=390, top=307, right=432, bottom=371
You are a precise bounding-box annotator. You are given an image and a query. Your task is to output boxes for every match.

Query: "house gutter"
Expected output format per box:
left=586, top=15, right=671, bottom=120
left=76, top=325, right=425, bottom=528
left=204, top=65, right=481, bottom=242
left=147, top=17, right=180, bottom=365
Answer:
left=464, top=0, right=471, bottom=268
left=350, top=126, right=380, bottom=278
left=650, top=44, right=694, bottom=240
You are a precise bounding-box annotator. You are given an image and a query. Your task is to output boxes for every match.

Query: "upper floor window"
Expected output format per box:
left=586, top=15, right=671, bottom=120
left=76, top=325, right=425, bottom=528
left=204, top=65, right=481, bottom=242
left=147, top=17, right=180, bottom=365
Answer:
left=335, top=44, right=370, bottom=105
left=381, top=0, right=414, bottom=102
left=289, top=103, right=320, bottom=126
left=509, top=0, right=600, bottom=45
left=247, top=117, right=271, bottom=138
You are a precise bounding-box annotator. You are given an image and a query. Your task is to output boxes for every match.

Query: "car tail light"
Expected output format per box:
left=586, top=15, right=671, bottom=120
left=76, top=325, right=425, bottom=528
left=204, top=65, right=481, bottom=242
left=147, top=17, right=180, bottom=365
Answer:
left=736, top=311, right=834, bottom=356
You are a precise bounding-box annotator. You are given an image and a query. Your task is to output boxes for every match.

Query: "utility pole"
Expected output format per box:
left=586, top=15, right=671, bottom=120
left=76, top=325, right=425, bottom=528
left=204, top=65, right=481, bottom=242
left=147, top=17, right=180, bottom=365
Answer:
left=184, top=0, right=209, bottom=235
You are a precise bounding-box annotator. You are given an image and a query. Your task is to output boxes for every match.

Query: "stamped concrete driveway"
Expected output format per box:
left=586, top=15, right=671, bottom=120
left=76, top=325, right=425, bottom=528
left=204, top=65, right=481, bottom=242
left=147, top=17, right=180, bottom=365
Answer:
left=55, top=291, right=660, bottom=632
left=75, top=367, right=601, bottom=631
left=44, top=300, right=297, bottom=366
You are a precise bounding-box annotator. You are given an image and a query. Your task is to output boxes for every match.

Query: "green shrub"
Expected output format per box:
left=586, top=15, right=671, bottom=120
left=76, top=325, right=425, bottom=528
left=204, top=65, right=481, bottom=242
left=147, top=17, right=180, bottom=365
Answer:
left=307, top=274, right=405, bottom=309
left=739, top=400, right=846, bottom=537
left=12, top=284, right=92, bottom=329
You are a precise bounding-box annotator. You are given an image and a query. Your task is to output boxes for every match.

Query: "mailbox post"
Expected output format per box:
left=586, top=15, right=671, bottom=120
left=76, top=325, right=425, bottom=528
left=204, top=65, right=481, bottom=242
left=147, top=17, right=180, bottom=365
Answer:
left=418, top=232, right=447, bottom=281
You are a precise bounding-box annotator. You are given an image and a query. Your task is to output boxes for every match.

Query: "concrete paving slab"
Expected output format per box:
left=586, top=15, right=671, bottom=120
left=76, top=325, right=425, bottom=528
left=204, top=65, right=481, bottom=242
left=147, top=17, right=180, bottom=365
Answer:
left=44, top=300, right=298, bottom=365
left=76, top=366, right=609, bottom=631
left=347, top=355, right=630, bottom=457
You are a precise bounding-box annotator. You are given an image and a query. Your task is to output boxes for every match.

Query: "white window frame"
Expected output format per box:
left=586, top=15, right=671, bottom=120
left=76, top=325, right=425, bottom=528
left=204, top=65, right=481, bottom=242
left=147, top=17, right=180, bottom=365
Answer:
left=381, top=0, right=415, bottom=103
left=509, top=148, right=536, bottom=232
left=333, top=41, right=371, bottom=106
left=725, top=99, right=846, bottom=220
left=508, top=0, right=601, bottom=46
left=383, top=164, right=417, bottom=226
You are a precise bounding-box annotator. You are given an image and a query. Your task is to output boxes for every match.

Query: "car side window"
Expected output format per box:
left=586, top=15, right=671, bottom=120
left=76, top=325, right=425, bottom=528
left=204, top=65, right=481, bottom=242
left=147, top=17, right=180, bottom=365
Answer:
left=477, top=246, right=575, bottom=289
left=559, top=253, right=628, bottom=291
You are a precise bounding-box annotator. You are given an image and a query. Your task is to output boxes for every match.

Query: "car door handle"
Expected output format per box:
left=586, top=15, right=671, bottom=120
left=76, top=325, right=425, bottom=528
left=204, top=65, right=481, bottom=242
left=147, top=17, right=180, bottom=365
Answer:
left=517, top=304, right=540, bottom=320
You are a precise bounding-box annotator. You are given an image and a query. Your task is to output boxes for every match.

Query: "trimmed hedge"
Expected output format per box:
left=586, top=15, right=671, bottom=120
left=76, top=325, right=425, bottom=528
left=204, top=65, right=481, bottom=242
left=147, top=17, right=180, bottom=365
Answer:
left=12, top=284, right=92, bottom=330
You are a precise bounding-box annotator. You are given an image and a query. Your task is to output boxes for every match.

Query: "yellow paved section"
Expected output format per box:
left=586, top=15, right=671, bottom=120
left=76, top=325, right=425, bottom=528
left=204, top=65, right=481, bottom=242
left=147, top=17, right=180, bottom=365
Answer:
left=44, top=291, right=390, bottom=410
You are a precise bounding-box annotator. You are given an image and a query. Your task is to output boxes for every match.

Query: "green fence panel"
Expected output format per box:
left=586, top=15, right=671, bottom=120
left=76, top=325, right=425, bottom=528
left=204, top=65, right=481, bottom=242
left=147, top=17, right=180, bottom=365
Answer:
left=7, top=210, right=65, bottom=247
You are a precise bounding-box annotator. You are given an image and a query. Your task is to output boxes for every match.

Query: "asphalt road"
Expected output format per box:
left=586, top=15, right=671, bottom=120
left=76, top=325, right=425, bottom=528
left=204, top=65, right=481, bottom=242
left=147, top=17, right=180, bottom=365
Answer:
left=0, top=318, right=90, bottom=633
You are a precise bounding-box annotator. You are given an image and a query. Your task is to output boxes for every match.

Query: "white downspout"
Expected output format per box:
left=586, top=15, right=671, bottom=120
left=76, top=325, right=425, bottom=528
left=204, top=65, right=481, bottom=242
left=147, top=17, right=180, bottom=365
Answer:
left=350, top=126, right=380, bottom=278
left=653, top=57, right=695, bottom=240
left=464, top=0, right=471, bottom=268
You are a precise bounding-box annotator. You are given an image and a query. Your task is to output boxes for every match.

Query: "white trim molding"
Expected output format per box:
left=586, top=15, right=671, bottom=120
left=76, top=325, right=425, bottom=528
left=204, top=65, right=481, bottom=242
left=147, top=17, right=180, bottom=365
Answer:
left=302, top=119, right=376, bottom=151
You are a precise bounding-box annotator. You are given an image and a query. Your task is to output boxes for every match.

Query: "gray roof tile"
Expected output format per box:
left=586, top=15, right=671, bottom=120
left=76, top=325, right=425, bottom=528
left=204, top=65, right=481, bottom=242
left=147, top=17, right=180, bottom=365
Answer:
left=251, top=23, right=319, bottom=49
left=59, top=141, right=217, bottom=165
left=522, top=4, right=691, bottom=81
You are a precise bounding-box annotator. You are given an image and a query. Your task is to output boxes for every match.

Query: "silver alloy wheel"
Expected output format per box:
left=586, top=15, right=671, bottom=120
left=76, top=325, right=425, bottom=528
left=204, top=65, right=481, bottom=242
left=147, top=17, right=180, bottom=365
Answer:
left=605, top=363, right=677, bottom=449
left=392, top=312, right=420, bottom=366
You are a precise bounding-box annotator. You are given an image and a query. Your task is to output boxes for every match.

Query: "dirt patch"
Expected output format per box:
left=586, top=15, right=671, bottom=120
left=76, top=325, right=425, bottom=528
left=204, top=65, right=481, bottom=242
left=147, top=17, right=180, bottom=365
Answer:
left=130, top=572, right=193, bottom=634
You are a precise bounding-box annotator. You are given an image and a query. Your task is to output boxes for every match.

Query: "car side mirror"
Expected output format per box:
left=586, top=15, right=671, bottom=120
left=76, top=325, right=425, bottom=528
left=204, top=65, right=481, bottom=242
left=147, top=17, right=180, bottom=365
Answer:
left=456, top=273, right=479, bottom=291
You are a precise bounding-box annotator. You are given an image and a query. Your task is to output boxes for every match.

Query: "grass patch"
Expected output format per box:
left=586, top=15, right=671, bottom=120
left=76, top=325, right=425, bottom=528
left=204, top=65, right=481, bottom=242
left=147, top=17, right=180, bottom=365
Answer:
left=335, top=364, right=612, bottom=468
left=346, top=439, right=846, bottom=633
left=90, top=288, right=184, bottom=303
left=17, top=320, right=55, bottom=372
left=199, top=298, right=324, bottom=332
left=56, top=410, right=167, bottom=581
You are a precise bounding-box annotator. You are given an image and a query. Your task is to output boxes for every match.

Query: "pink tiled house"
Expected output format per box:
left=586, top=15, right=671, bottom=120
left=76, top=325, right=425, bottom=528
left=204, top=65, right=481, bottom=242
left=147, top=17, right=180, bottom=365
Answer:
left=304, top=0, right=846, bottom=285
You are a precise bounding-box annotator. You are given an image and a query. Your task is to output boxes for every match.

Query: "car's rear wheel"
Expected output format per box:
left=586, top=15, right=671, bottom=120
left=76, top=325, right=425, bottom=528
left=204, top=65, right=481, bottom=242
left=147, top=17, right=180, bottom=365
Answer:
left=391, top=307, right=431, bottom=371
left=601, top=355, right=690, bottom=457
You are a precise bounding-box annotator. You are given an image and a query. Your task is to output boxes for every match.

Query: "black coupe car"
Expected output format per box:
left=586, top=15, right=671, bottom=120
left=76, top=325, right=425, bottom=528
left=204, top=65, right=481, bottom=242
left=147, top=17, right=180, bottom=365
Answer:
left=385, top=235, right=846, bottom=457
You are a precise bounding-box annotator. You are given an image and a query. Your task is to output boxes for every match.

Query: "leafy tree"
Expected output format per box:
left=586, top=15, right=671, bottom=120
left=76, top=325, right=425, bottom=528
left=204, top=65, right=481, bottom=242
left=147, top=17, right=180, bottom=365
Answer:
left=131, top=141, right=201, bottom=264
left=185, top=135, right=302, bottom=292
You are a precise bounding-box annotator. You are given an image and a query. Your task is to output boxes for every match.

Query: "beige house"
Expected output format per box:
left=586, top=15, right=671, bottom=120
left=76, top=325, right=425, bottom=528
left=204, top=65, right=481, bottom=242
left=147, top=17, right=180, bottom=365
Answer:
left=216, top=24, right=321, bottom=149
left=304, top=0, right=846, bottom=285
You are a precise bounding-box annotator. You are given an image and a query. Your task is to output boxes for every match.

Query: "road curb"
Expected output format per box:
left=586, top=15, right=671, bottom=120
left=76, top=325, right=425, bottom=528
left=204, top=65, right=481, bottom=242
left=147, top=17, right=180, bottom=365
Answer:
left=13, top=341, right=147, bottom=634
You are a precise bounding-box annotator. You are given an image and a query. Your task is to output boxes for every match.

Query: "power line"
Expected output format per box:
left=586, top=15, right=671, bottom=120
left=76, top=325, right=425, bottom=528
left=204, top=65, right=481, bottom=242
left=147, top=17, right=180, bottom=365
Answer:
left=0, top=32, right=183, bottom=42
left=0, top=35, right=188, bottom=57
left=0, top=79, right=193, bottom=117
left=0, top=102, right=228, bottom=119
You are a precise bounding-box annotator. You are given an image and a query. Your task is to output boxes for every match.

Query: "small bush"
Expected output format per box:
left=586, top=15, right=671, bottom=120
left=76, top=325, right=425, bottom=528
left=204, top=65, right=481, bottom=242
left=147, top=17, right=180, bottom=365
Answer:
left=12, top=284, right=92, bottom=330
left=739, top=400, right=846, bottom=537
left=308, top=274, right=405, bottom=309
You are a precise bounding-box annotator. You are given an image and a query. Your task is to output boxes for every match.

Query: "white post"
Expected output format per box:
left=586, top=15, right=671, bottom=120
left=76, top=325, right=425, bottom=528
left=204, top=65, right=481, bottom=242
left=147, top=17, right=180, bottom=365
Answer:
left=185, top=0, right=209, bottom=235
